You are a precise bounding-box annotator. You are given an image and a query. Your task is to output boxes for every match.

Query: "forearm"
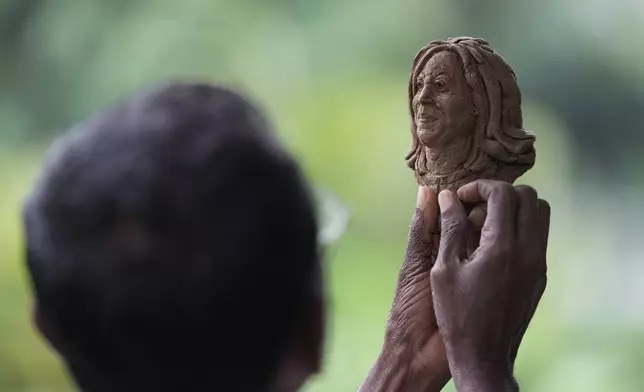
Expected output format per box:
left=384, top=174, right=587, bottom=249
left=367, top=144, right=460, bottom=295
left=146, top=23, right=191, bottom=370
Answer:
left=359, top=345, right=450, bottom=392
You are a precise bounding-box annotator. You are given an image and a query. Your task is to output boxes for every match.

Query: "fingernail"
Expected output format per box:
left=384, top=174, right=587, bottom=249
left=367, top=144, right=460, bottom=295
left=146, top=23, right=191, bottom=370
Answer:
left=438, top=190, right=454, bottom=212
left=416, top=186, right=428, bottom=209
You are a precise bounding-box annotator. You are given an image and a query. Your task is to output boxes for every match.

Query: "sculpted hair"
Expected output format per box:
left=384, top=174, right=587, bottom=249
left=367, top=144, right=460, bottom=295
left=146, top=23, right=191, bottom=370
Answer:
left=406, top=37, right=535, bottom=176
left=23, top=82, right=319, bottom=391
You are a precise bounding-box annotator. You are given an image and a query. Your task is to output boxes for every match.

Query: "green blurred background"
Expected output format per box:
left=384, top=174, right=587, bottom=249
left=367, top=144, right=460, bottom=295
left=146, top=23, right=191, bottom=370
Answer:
left=2, top=0, right=644, bottom=391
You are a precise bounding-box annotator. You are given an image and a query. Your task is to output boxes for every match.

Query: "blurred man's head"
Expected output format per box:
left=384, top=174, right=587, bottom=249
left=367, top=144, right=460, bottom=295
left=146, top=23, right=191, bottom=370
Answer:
left=22, top=82, right=324, bottom=392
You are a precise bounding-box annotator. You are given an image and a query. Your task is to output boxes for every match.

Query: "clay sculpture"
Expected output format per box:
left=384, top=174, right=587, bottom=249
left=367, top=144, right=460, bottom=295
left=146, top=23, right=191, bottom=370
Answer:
left=406, top=37, right=536, bottom=193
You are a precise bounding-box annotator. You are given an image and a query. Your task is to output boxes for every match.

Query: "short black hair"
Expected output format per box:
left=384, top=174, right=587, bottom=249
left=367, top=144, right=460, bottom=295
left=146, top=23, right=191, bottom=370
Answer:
left=23, top=82, right=319, bottom=391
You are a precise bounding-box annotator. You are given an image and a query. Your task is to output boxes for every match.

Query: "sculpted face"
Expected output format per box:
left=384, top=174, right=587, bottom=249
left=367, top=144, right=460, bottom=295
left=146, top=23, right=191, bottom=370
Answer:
left=412, top=50, right=476, bottom=149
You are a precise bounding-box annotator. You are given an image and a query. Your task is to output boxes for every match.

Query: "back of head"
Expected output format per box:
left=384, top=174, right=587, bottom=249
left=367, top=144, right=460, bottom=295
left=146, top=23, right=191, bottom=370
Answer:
left=23, top=82, right=319, bottom=391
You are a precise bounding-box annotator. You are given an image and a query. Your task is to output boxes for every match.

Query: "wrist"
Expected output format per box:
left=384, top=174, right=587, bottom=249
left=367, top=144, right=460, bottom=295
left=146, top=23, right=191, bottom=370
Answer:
left=450, top=359, right=518, bottom=392
left=359, top=342, right=450, bottom=392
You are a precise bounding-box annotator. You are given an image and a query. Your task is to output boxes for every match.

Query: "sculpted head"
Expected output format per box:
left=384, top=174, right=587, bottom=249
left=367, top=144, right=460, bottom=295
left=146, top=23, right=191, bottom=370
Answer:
left=406, top=37, right=536, bottom=184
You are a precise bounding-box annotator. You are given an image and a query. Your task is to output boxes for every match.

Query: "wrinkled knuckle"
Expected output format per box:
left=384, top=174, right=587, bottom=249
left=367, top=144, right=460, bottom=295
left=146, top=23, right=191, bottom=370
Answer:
left=441, top=213, right=467, bottom=238
left=494, top=182, right=517, bottom=203
left=515, top=185, right=538, bottom=201
left=440, top=201, right=459, bottom=217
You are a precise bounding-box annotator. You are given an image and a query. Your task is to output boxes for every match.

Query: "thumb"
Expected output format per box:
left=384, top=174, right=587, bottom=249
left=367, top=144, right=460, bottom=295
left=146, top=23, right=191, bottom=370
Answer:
left=406, top=186, right=438, bottom=263
left=436, top=190, right=468, bottom=267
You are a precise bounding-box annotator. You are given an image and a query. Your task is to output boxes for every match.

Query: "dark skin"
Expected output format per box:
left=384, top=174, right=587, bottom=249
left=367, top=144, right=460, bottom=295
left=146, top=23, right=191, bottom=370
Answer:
left=359, top=186, right=449, bottom=392
left=361, top=180, right=550, bottom=392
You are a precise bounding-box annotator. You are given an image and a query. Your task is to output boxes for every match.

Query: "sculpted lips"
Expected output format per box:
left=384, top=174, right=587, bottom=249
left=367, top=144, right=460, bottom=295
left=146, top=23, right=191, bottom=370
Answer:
left=417, top=115, right=436, bottom=125
left=416, top=110, right=437, bottom=125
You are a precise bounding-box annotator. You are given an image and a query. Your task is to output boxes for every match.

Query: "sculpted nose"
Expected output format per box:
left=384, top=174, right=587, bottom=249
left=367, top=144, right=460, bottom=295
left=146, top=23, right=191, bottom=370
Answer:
left=418, top=84, right=433, bottom=104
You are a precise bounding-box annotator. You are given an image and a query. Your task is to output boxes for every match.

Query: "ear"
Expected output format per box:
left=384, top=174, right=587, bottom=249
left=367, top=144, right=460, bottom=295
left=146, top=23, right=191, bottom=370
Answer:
left=32, top=299, right=61, bottom=353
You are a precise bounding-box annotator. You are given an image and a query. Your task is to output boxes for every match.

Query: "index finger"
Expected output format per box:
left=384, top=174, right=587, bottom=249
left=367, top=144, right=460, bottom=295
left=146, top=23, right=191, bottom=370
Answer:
left=457, top=180, right=518, bottom=244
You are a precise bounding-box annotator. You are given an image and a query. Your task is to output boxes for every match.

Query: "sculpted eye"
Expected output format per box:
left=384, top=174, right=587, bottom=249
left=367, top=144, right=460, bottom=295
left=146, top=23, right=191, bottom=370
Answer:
left=433, top=78, right=447, bottom=91
left=416, top=76, right=424, bottom=89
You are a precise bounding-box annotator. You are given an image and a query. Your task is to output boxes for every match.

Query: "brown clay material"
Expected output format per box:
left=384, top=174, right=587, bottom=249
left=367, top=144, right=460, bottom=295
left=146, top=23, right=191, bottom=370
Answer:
left=406, top=37, right=536, bottom=193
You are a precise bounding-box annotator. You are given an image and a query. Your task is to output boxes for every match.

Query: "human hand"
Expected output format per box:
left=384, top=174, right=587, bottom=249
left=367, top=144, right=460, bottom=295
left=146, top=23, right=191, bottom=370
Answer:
left=430, top=180, right=550, bottom=392
left=359, top=187, right=450, bottom=392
